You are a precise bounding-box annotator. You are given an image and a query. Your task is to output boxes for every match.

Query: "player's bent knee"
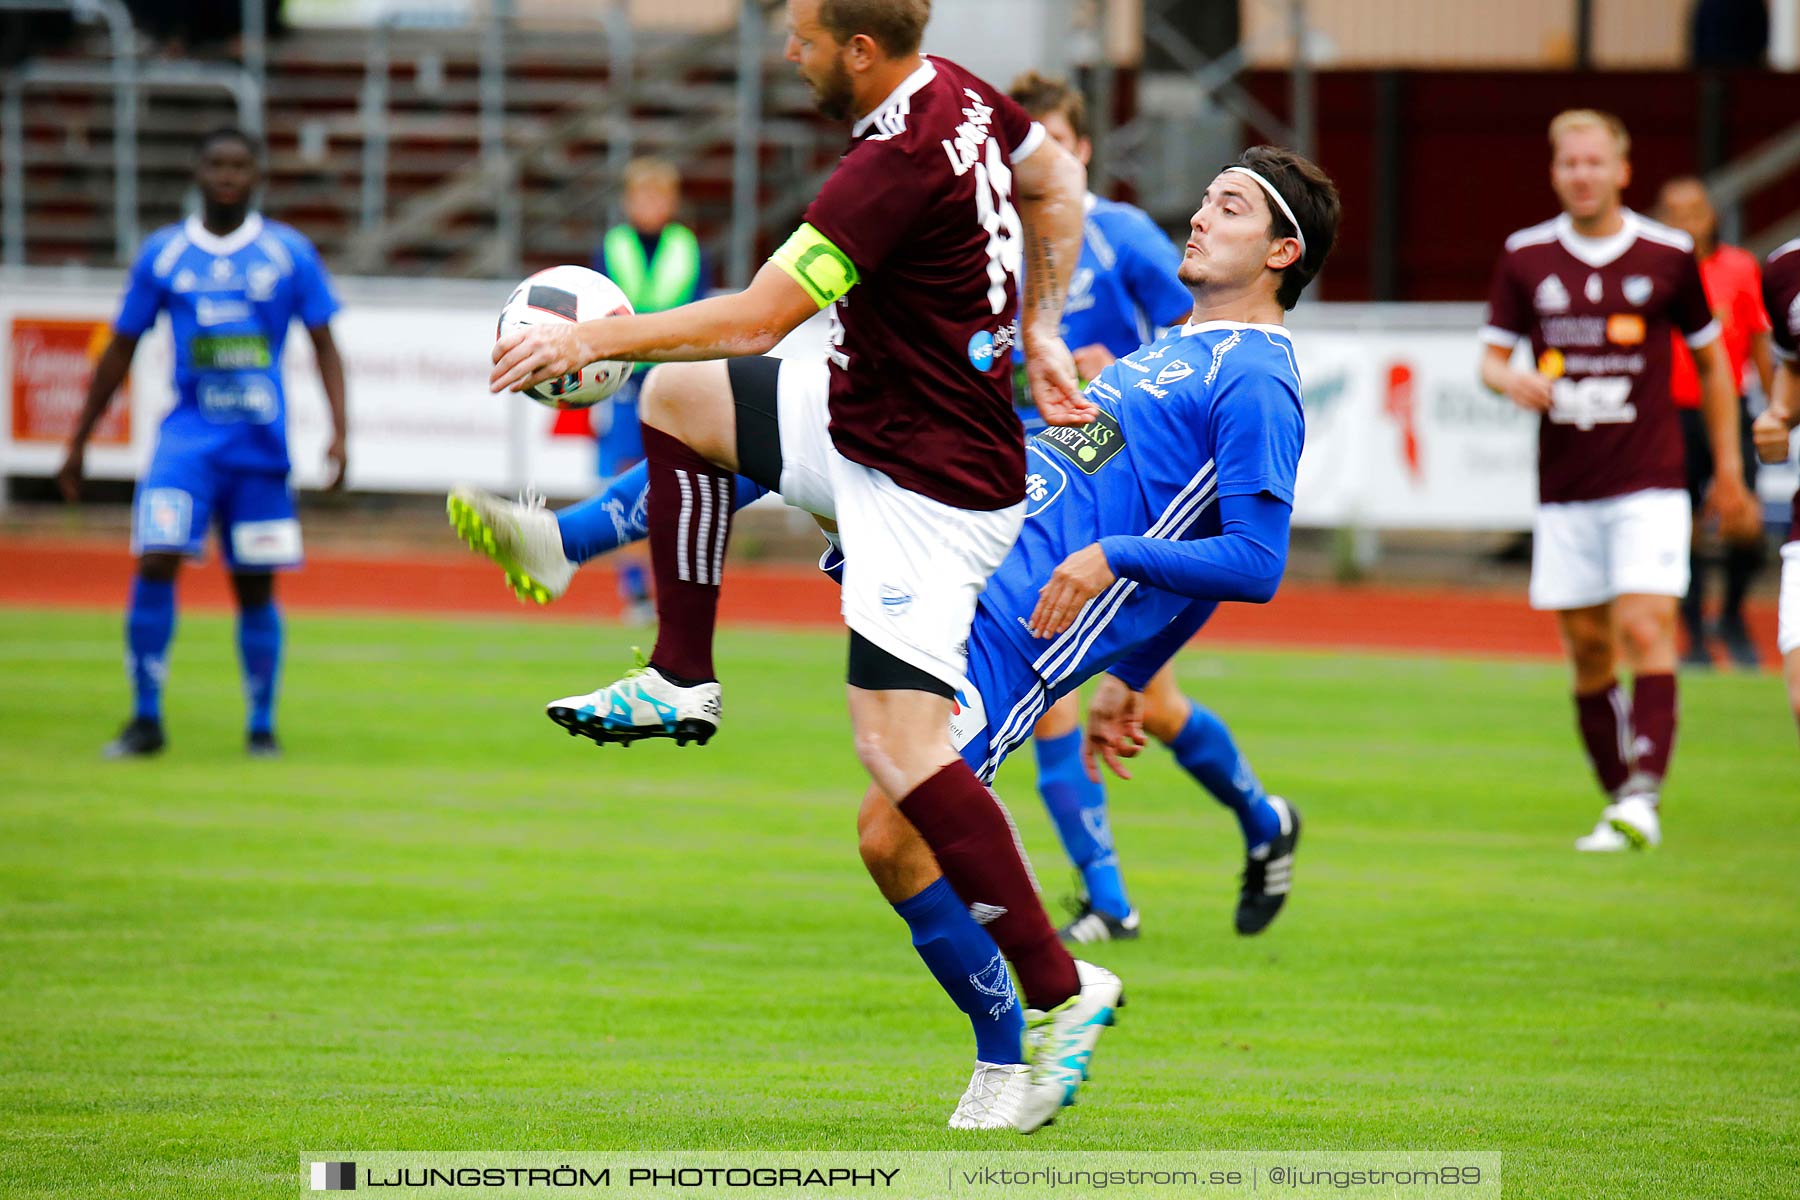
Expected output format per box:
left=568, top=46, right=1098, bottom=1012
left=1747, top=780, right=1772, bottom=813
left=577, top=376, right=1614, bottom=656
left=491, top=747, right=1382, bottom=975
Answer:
left=639, top=361, right=724, bottom=431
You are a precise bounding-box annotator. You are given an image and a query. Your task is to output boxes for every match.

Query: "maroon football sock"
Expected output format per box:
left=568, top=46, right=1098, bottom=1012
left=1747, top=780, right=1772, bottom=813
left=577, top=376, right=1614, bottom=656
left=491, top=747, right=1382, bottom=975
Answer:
left=642, top=424, right=735, bottom=683
left=1574, top=680, right=1632, bottom=796
left=1629, top=672, right=1678, bottom=790
left=898, top=761, right=1079, bottom=1011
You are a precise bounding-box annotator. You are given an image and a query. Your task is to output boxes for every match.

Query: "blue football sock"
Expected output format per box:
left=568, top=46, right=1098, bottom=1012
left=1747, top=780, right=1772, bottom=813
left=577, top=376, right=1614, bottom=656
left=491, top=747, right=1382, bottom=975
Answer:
left=236, top=602, right=282, bottom=736
left=556, top=461, right=769, bottom=565
left=1168, top=700, right=1280, bottom=849
left=125, top=576, right=175, bottom=723
left=1035, top=726, right=1131, bottom=919
left=893, top=877, right=1025, bottom=1065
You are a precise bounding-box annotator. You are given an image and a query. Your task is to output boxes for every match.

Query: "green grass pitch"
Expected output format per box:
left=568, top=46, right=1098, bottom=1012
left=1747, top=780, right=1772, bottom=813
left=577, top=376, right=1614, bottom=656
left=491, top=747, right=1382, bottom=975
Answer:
left=1, top=607, right=1796, bottom=1198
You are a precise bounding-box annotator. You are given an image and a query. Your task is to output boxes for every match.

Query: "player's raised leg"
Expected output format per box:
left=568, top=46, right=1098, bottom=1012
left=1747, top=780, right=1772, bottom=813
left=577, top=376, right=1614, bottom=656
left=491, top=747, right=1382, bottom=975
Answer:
left=543, top=360, right=741, bottom=745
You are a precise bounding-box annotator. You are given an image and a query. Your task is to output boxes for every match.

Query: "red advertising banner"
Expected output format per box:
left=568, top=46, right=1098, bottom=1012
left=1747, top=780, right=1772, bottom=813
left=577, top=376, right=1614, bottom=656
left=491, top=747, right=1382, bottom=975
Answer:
left=10, top=317, right=130, bottom=445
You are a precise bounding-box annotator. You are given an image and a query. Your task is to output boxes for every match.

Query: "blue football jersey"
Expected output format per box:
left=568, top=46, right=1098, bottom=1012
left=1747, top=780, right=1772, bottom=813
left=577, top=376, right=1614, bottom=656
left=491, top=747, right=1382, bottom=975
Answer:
left=115, top=213, right=339, bottom=473
left=978, top=320, right=1305, bottom=691
left=1060, top=196, right=1194, bottom=359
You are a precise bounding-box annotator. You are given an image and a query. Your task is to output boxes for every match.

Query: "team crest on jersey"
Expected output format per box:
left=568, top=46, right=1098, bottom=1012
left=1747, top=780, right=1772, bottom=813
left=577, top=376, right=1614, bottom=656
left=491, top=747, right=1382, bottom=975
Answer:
left=1534, top=275, right=1570, bottom=313
left=1585, top=273, right=1604, bottom=304
left=1622, top=275, right=1653, bottom=306
left=1155, top=360, right=1194, bottom=386
left=247, top=263, right=279, bottom=302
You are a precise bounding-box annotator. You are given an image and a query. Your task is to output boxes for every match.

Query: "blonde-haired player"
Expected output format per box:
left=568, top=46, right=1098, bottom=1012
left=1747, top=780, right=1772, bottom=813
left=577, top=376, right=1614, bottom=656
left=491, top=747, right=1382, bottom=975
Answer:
left=1479, top=109, right=1758, bottom=850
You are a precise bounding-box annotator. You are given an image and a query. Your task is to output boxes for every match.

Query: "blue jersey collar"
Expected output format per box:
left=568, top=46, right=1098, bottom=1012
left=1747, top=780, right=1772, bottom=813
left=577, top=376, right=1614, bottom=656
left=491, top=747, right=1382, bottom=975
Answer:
left=1180, top=318, right=1290, bottom=341
left=183, top=212, right=264, bottom=257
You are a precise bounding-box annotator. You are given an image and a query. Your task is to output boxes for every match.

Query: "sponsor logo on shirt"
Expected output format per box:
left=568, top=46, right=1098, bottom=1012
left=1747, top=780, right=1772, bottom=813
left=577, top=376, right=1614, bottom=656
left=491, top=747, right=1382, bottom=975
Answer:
left=967, top=330, right=996, bottom=370
left=190, top=333, right=272, bottom=371
left=1135, top=381, right=1169, bottom=399
left=1606, top=313, right=1646, bottom=346
left=1622, top=275, right=1653, bottom=306
left=941, top=88, right=996, bottom=176
left=196, top=296, right=253, bottom=327
left=1538, top=349, right=1566, bottom=378
left=1037, top=407, right=1125, bottom=474
left=1024, top=443, right=1069, bottom=517
left=1542, top=316, right=1609, bottom=348
left=1535, top=275, right=1571, bottom=313
left=1549, top=376, right=1636, bottom=429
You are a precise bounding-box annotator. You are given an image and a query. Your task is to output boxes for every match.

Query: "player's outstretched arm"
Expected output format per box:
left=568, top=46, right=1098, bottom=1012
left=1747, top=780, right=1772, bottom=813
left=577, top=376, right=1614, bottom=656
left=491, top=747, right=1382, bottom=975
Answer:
left=1014, top=136, right=1094, bottom=428
left=1694, top=339, right=1759, bottom=540
left=307, top=323, right=350, bottom=491
left=490, top=263, right=818, bottom=395
left=1478, top=343, right=1553, bottom=412
left=57, top=332, right=140, bottom=503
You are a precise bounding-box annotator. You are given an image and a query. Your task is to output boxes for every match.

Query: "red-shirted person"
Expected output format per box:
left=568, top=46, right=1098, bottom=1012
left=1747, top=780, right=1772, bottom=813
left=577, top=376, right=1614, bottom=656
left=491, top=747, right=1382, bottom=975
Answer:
left=1655, top=176, right=1776, bottom=668
left=476, top=0, right=1114, bottom=1131
left=1752, top=237, right=1800, bottom=740
left=1479, top=110, right=1758, bottom=853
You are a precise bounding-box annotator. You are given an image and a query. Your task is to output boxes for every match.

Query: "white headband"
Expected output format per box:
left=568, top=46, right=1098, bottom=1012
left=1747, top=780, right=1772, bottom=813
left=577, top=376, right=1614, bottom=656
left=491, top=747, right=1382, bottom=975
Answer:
left=1223, top=166, right=1307, bottom=262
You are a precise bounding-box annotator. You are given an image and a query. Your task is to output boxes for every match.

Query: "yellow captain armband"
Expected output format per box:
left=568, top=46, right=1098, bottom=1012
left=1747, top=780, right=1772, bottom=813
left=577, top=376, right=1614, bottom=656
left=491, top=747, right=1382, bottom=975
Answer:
left=771, top=223, right=859, bottom=309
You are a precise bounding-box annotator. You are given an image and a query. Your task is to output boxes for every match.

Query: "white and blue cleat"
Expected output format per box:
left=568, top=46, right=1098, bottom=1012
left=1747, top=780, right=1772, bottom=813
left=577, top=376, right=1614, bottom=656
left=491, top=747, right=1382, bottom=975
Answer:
left=545, top=658, right=721, bottom=748
left=1012, top=959, right=1125, bottom=1134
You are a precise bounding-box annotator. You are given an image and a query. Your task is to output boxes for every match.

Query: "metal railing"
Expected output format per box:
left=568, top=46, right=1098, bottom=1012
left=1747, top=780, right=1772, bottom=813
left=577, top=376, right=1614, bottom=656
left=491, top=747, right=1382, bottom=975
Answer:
left=1, top=0, right=266, bottom=267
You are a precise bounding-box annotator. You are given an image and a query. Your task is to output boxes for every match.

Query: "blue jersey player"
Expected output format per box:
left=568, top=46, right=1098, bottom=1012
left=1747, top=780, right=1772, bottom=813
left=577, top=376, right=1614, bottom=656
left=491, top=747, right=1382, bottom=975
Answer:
left=448, top=144, right=1341, bottom=1130
left=58, top=128, right=347, bottom=759
left=1010, top=73, right=1293, bottom=947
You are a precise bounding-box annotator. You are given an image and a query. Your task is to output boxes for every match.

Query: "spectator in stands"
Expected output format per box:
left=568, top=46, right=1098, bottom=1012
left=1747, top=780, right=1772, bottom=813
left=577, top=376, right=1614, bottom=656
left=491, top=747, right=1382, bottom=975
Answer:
left=572, top=157, right=711, bottom=623
left=1656, top=175, right=1775, bottom=668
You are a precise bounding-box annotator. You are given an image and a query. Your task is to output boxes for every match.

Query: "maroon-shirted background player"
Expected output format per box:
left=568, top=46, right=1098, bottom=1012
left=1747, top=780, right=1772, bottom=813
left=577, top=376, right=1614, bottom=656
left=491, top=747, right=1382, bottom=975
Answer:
left=1478, top=108, right=1757, bottom=852
left=1752, top=237, right=1800, bottom=741
left=483, top=0, right=1115, bottom=1133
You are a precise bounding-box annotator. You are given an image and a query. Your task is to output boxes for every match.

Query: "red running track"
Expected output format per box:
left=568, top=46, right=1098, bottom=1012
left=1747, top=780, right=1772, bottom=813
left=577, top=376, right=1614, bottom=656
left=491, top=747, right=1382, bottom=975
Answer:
left=1, top=535, right=1781, bottom=665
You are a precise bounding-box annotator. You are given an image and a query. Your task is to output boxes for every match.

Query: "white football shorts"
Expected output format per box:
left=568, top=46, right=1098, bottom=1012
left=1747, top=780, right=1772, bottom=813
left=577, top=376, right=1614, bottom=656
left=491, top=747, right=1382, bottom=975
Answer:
left=1530, top=488, right=1691, bottom=611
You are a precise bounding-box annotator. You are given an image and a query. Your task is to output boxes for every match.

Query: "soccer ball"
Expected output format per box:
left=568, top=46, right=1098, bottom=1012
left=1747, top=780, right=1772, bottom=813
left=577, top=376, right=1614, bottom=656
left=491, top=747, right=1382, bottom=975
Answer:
left=497, top=265, right=635, bottom=410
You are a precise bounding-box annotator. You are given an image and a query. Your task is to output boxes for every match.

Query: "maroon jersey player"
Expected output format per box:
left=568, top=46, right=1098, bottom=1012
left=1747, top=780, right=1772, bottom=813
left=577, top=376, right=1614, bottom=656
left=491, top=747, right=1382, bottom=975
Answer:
left=477, top=0, right=1115, bottom=1132
left=1478, top=109, right=1757, bottom=852
left=1752, top=237, right=1800, bottom=740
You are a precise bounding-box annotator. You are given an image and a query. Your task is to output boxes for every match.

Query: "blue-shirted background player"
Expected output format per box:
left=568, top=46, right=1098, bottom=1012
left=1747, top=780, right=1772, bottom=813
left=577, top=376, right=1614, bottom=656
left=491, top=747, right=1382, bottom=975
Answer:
left=445, top=144, right=1340, bottom=1129
left=1009, top=73, right=1298, bottom=946
left=57, top=127, right=348, bottom=759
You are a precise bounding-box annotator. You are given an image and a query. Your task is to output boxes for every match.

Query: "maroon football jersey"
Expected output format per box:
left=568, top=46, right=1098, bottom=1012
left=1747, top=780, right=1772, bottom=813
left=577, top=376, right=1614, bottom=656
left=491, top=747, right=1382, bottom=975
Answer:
left=1482, top=211, right=1718, bottom=504
left=1765, top=236, right=1800, bottom=542
left=803, top=57, right=1043, bottom=511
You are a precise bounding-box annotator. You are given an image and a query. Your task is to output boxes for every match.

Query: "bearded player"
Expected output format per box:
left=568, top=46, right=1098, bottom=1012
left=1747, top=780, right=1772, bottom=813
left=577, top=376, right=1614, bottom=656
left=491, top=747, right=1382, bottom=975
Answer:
left=1479, top=110, right=1758, bottom=851
left=463, top=0, right=1119, bottom=1132
left=453, top=145, right=1340, bottom=1128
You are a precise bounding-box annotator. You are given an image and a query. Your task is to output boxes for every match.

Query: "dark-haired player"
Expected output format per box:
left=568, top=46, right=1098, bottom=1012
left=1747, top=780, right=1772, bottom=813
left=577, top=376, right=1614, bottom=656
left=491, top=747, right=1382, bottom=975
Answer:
left=58, top=127, right=348, bottom=758
left=1479, top=110, right=1757, bottom=851
left=1007, top=71, right=1294, bottom=945
left=455, top=143, right=1341, bottom=1129
left=1753, top=237, right=1800, bottom=740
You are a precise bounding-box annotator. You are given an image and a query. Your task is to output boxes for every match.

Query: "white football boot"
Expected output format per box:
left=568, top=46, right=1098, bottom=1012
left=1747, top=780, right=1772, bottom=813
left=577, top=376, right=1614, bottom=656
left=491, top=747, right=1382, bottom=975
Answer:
left=1574, top=815, right=1631, bottom=852
left=1604, top=793, right=1661, bottom=849
left=545, top=657, right=721, bottom=747
left=446, top=485, right=576, bottom=605
left=946, top=1062, right=1035, bottom=1130
left=1012, top=959, right=1124, bottom=1134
